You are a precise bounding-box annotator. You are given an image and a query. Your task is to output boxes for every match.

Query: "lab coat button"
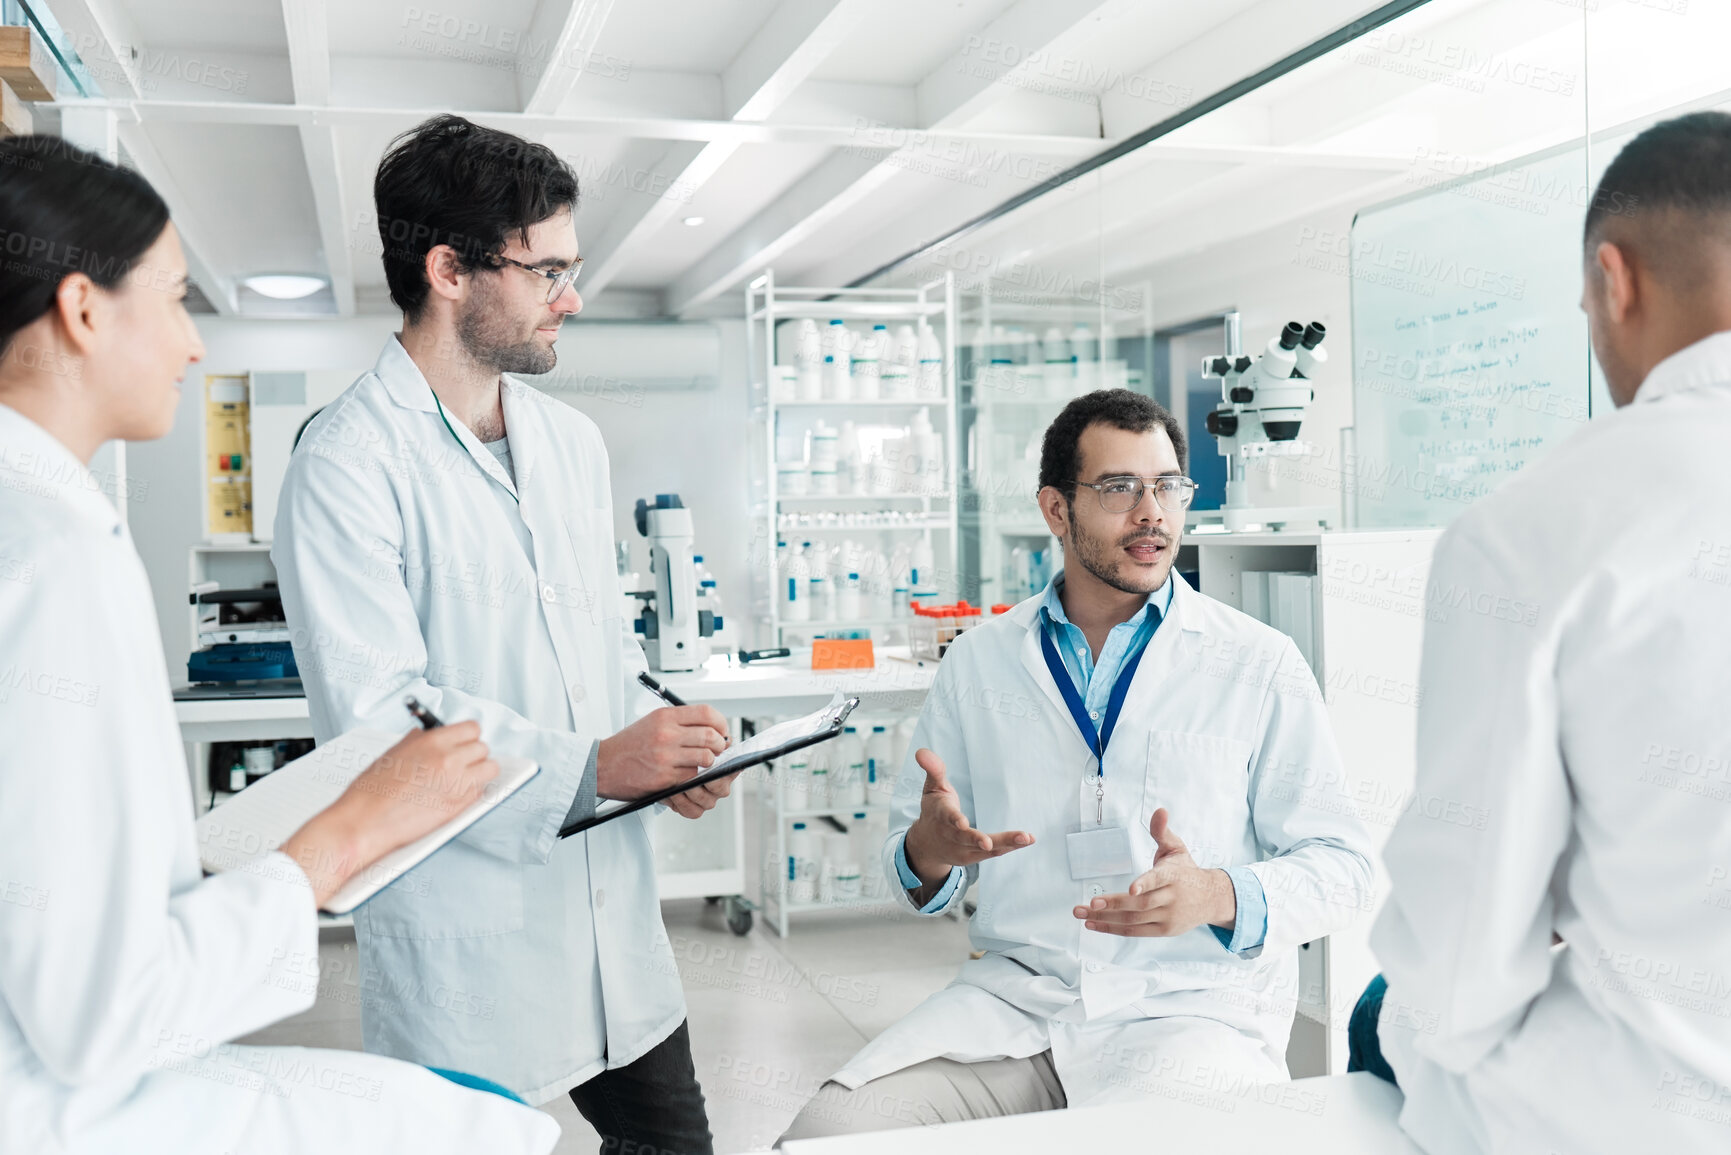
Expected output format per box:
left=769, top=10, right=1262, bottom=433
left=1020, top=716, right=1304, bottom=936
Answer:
left=541, top=583, right=557, bottom=602
left=1089, top=710, right=1100, bottom=719
left=1086, top=961, right=1102, bottom=973
left=1087, top=883, right=1105, bottom=897
left=568, top=681, right=586, bottom=703
left=594, top=888, right=605, bottom=908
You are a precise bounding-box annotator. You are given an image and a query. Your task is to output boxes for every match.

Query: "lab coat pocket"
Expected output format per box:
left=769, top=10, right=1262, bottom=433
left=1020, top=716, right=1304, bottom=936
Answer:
left=355, top=844, right=525, bottom=939
left=1142, top=730, right=1254, bottom=868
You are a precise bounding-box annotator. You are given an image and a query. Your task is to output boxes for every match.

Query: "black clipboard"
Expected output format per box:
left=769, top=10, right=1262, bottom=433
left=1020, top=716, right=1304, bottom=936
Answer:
left=560, top=695, right=859, bottom=836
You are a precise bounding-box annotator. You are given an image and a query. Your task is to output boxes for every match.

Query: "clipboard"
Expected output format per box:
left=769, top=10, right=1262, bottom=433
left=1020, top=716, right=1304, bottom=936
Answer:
left=197, top=728, right=541, bottom=914
left=561, top=694, right=859, bottom=837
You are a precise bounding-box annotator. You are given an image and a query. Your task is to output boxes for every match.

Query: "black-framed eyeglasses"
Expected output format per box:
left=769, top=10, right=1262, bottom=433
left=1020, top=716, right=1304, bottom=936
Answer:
left=1073, top=474, right=1199, bottom=514
left=490, top=255, right=583, bottom=303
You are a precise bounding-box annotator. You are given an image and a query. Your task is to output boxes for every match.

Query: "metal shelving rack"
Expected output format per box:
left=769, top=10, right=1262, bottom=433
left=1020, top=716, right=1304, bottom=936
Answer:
left=744, top=270, right=956, bottom=935
left=746, top=270, right=960, bottom=651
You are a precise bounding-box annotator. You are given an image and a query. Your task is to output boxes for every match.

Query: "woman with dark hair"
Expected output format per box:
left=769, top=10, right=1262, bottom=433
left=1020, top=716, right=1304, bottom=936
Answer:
left=0, top=135, right=558, bottom=1154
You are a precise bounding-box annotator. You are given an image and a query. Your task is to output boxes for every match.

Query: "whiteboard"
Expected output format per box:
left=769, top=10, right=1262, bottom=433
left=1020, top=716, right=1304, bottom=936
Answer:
left=1349, top=145, right=1594, bottom=528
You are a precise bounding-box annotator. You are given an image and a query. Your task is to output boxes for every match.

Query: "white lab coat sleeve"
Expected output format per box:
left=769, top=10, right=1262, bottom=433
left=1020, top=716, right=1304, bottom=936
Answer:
left=1372, top=523, right=1572, bottom=1072
left=879, top=658, right=974, bottom=917
left=274, top=447, right=590, bottom=867
left=0, top=541, right=318, bottom=1087
left=1239, top=636, right=1376, bottom=958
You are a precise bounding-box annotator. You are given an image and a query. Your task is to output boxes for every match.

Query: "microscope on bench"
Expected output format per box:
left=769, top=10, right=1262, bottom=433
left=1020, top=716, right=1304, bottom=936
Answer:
left=631, top=494, right=719, bottom=673
left=1199, top=314, right=1333, bottom=533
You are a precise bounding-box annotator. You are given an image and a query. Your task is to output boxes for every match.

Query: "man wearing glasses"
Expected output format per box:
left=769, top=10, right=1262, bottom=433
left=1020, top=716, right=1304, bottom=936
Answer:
left=273, top=116, right=728, bottom=1153
left=782, top=389, right=1374, bottom=1139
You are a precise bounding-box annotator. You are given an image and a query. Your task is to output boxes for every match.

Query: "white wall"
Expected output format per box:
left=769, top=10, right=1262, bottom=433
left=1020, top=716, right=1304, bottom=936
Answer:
left=131, top=316, right=755, bottom=682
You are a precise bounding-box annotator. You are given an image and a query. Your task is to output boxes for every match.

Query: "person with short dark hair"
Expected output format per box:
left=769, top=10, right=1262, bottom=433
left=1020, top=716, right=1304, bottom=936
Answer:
left=272, top=115, right=727, bottom=1153
left=0, top=134, right=557, bottom=1154
left=1363, top=110, right=1731, bottom=1153
left=780, top=388, right=1373, bottom=1139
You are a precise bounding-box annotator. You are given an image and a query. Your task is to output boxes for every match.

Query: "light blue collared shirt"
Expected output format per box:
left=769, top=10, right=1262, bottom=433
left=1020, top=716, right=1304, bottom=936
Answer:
left=895, top=573, right=1268, bottom=954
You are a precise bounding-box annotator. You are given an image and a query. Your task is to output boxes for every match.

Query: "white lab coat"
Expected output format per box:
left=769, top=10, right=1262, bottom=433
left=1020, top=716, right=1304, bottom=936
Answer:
left=0, top=404, right=557, bottom=1154
left=1373, top=331, right=1731, bottom=1154
left=831, top=576, right=1375, bottom=1106
left=271, top=337, right=681, bottom=1104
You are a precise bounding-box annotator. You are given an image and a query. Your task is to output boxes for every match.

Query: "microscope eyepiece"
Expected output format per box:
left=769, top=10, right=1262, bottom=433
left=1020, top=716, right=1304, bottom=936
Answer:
left=1301, top=322, right=1327, bottom=350
left=1278, top=321, right=1304, bottom=350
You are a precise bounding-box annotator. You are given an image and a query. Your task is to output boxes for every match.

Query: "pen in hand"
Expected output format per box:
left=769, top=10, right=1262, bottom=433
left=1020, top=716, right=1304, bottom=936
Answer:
left=636, top=671, right=688, bottom=708
left=404, top=696, right=443, bottom=730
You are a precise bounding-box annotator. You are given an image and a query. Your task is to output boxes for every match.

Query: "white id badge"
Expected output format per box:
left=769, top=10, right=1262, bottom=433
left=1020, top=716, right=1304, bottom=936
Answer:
left=1066, top=825, right=1137, bottom=880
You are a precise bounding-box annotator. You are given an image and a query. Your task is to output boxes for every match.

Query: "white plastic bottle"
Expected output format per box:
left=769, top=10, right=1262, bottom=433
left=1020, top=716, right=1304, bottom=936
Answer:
left=910, top=407, right=942, bottom=496
left=835, top=420, right=861, bottom=496
left=808, top=544, right=835, bottom=622
left=838, top=570, right=861, bottom=619
left=784, top=542, right=810, bottom=622
left=795, top=319, right=823, bottom=401
left=787, top=820, right=815, bottom=902
left=807, top=739, right=832, bottom=811
left=823, top=319, right=852, bottom=401
left=841, top=726, right=868, bottom=807
left=866, top=724, right=894, bottom=804
left=784, top=747, right=811, bottom=809
left=909, top=536, right=935, bottom=592
left=885, top=325, right=918, bottom=400
left=916, top=323, right=944, bottom=398
left=852, top=324, right=884, bottom=401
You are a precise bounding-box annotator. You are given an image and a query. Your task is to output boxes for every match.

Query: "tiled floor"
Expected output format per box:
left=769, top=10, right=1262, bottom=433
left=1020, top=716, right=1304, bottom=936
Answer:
left=239, top=803, right=973, bottom=1154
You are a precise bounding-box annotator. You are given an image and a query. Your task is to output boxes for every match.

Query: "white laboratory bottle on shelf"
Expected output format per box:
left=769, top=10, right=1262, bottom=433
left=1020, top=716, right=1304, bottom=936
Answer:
left=834, top=833, right=863, bottom=901
left=810, top=420, right=838, bottom=470
left=892, top=584, right=911, bottom=618
left=916, top=323, right=944, bottom=399
left=787, top=821, right=815, bottom=902
left=838, top=571, right=861, bottom=619
left=839, top=726, right=868, bottom=807
left=909, top=536, right=935, bottom=591
left=852, top=324, right=884, bottom=401
left=784, top=543, right=810, bottom=622
left=885, top=325, right=918, bottom=400
left=846, top=814, right=875, bottom=898
left=835, top=420, right=861, bottom=495
left=784, top=745, right=811, bottom=809
left=807, top=739, right=833, bottom=811
left=823, top=320, right=853, bottom=401
left=866, top=725, right=895, bottom=804
left=808, top=544, right=835, bottom=622
left=795, top=319, right=823, bottom=401
left=910, top=407, right=942, bottom=496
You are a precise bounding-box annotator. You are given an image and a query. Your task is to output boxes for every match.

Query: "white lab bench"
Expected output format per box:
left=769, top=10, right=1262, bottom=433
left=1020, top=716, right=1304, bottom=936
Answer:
left=174, top=651, right=936, bottom=935
left=777, top=1072, right=1416, bottom=1155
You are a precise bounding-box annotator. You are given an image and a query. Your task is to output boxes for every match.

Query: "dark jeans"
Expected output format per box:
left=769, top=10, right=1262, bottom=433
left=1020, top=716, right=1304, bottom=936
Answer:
left=569, top=1019, right=713, bottom=1155
left=1347, top=973, right=1400, bottom=1087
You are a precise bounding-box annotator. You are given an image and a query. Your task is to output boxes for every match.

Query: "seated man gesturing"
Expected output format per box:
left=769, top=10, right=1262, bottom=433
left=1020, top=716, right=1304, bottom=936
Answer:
left=781, top=390, right=1375, bottom=1139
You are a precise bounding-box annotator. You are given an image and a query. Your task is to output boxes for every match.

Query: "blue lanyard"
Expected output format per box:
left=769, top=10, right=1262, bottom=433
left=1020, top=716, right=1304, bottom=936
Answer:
left=1039, top=618, right=1152, bottom=773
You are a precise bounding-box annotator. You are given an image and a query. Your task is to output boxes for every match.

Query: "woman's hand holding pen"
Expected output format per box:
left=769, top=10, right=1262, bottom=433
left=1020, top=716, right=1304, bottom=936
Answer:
left=597, top=705, right=733, bottom=818
left=280, top=722, right=500, bottom=908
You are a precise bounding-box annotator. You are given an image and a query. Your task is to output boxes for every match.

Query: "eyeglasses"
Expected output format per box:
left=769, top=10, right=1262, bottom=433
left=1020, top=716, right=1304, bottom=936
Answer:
left=1073, top=474, right=1199, bottom=514
left=490, top=255, right=583, bottom=303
